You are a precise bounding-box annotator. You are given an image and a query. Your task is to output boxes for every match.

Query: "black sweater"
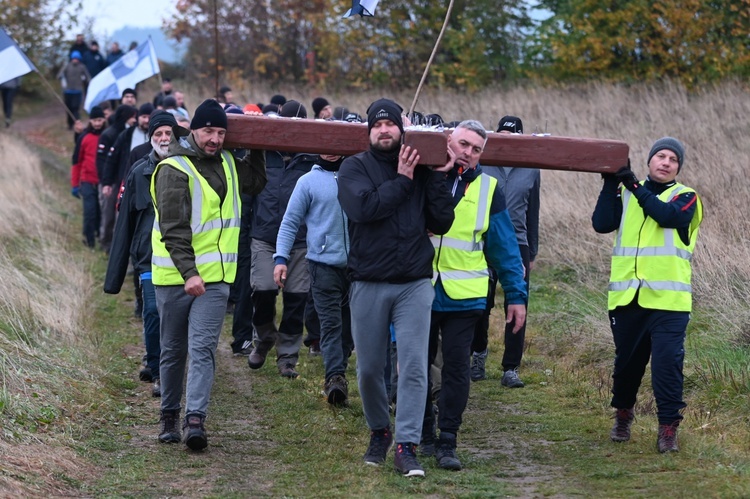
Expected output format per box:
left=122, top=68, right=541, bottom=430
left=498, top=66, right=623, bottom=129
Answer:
left=592, top=175, right=698, bottom=245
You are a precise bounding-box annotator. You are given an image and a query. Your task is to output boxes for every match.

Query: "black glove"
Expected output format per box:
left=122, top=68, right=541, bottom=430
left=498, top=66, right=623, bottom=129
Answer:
left=615, top=160, right=640, bottom=192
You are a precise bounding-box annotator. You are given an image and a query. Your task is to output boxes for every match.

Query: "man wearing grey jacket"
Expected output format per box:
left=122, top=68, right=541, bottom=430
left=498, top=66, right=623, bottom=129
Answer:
left=273, top=154, right=353, bottom=405
left=470, top=115, right=540, bottom=388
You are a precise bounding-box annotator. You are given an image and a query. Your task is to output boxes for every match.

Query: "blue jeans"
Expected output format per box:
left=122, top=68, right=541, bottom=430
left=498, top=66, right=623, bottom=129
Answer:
left=140, top=277, right=161, bottom=377
left=309, top=261, right=353, bottom=381
left=80, top=182, right=100, bottom=248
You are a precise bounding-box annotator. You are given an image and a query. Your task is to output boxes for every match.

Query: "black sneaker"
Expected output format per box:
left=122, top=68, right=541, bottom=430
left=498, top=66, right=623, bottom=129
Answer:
left=139, top=366, right=153, bottom=383
left=183, top=413, right=208, bottom=451
left=394, top=442, right=425, bottom=477
left=610, top=407, right=635, bottom=442
left=435, top=432, right=462, bottom=470
left=363, top=427, right=393, bottom=465
left=233, top=340, right=253, bottom=356
left=657, top=422, right=679, bottom=453
left=152, top=378, right=161, bottom=398
left=158, top=410, right=181, bottom=443
left=324, top=374, right=348, bottom=405
left=470, top=349, right=488, bottom=381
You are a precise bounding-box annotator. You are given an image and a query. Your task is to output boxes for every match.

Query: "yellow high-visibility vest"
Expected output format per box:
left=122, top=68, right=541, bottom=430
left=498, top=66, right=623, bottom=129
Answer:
left=432, top=174, right=496, bottom=299
left=150, top=151, right=241, bottom=286
left=609, top=182, right=703, bottom=311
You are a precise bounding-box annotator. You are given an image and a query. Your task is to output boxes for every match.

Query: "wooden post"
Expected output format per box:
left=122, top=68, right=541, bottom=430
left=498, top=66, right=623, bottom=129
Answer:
left=224, top=115, right=629, bottom=173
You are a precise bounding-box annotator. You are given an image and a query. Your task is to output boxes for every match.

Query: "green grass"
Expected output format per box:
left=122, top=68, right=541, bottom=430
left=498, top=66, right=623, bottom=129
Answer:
left=4, top=93, right=750, bottom=496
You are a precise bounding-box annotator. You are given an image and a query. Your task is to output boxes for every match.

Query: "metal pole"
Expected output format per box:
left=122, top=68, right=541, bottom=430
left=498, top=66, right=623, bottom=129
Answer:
left=213, top=0, right=220, bottom=100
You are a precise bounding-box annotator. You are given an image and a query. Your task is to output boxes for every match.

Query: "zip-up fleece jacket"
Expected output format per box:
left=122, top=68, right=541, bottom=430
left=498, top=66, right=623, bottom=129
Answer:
left=337, top=147, right=455, bottom=283
left=71, top=128, right=102, bottom=186
left=274, top=164, right=349, bottom=268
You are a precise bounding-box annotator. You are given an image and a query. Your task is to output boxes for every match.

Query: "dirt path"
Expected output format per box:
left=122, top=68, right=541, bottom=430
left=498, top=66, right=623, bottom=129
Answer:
left=9, top=109, right=571, bottom=497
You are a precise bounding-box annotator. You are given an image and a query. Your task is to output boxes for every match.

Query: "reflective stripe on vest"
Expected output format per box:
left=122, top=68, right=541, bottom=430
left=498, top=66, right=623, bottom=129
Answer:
left=432, top=173, right=495, bottom=300
left=150, top=151, right=241, bottom=285
left=608, top=181, right=702, bottom=311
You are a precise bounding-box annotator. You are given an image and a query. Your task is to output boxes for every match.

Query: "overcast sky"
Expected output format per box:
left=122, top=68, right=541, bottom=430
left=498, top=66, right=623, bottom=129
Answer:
left=79, top=0, right=176, bottom=36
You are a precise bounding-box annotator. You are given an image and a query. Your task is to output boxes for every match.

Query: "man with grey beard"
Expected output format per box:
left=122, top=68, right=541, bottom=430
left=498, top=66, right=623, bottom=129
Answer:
left=104, top=111, right=189, bottom=398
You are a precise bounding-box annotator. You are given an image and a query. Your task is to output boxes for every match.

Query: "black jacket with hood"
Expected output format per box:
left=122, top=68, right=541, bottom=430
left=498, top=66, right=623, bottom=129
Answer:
left=337, top=147, right=454, bottom=283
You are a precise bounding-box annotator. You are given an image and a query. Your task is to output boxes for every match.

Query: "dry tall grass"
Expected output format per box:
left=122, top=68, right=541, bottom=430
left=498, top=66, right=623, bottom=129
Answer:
left=0, top=135, right=100, bottom=495
left=181, top=80, right=750, bottom=344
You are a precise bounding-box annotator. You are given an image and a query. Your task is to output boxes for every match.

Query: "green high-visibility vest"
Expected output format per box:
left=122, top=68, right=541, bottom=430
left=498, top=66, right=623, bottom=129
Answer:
left=608, top=181, right=703, bottom=311
left=432, top=174, right=496, bottom=299
left=150, top=151, right=241, bottom=286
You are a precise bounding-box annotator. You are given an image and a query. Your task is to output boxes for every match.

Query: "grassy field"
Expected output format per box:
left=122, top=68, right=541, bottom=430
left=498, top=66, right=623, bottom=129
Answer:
left=0, top=80, right=748, bottom=497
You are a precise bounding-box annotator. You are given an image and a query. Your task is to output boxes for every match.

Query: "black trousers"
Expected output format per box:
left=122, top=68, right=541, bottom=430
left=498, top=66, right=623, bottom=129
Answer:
left=472, top=244, right=530, bottom=370
left=63, top=92, right=82, bottom=128
left=426, top=309, right=484, bottom=434
left=609, top=300, right=689, bottom=425
left=231, top=195, right=254, bottom=352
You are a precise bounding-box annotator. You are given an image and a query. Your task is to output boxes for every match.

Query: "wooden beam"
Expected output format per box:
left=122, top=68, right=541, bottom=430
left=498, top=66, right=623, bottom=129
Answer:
left=224, top=115, right=629, bottom=173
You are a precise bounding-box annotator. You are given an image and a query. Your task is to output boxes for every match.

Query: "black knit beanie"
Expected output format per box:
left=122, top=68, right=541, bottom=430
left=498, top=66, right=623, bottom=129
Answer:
left=89, top=106, right=105, bottom=119
left=312, top=97, right=330, bottom=118
left=366, top=98, right=403, bottom=134
left=191, top=99, right=228, bottom=130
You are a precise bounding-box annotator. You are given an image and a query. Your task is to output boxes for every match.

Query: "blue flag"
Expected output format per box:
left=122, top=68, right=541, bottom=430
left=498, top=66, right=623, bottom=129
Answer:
left=0, top=28, right=36, bottom=85
left=84, top=39, right=160, bottom=112
left=343, top=0, right=381, bottom=17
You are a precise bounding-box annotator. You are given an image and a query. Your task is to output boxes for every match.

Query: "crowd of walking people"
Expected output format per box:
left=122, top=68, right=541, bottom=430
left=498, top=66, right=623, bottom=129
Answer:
left=66, top=48, right=701, bottom=476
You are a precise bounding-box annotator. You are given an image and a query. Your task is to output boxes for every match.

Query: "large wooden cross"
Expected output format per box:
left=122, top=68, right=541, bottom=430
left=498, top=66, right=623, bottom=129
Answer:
left=224, top=114, right=629, bottom=173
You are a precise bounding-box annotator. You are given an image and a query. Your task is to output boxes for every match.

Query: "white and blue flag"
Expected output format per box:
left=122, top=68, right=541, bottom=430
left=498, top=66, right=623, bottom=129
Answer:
left=0, top=28, right=36, bottom=85
left=84, top=38, right=159, bottom=112
left=343, top=0, right=381, bottom=17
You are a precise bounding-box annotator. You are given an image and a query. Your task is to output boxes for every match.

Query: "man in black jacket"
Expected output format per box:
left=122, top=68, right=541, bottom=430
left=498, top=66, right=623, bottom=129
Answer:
left=104, top=111, right=188, bottom=397
left=97, top=105, right=137, bottom=252
left=337, top=98, right=455, bottom=477
left=246, top=101, right=318, bottom=378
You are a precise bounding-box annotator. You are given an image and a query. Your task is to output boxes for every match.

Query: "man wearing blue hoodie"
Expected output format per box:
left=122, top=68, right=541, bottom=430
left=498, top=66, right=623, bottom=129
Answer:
left=273, top=153, right=353, bottom=405
left=424, top=120, right=527, bottom=471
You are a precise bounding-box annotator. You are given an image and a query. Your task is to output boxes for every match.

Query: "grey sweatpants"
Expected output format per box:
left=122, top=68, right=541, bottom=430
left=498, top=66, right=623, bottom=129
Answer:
left=349, top=279, right=434, bottom=445
left=156, top=283, right=230, bottom=417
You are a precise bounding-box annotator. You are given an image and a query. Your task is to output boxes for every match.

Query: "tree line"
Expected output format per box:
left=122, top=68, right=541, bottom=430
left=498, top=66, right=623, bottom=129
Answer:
left=3, top=0, right=749, bottom=90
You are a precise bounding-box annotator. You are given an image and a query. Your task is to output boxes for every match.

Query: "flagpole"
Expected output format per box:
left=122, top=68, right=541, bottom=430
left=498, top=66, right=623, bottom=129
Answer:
left=34, top=70, right=81, bottom=125
left=408, top=0, right=455, bottom=116
left=150, top=36, right=165, bottom=94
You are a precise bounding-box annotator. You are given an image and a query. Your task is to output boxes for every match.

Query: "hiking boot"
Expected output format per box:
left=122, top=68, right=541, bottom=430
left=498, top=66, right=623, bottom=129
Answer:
left=610, top=407, right=634, bottom=442
left=394, top=442, right=425, bottom=477
left=435, top=432, right=462, bottom=470
left=183, top=413, right=208, bottom=451
left=501, top=368, right=525, bottom=388
left=324, top=374, right=348, bottom=405
left=308, top=340, right=322, bottom=357
left=279, top=363, right=299, bottom=379
left=158, top=410, right=181, bottom=443
left=363, top=427, right=393, bottom=465
left=139, top=366, right=153, bottom=383
left=657, top=422, right=679, bottom=453
left=470, top=349, right=488, bottom=381
left=247, top=347, right=268, bottom=369
left=233, top=340, right=253, bottom=356
left=152, top=378, right=161, bottom=398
